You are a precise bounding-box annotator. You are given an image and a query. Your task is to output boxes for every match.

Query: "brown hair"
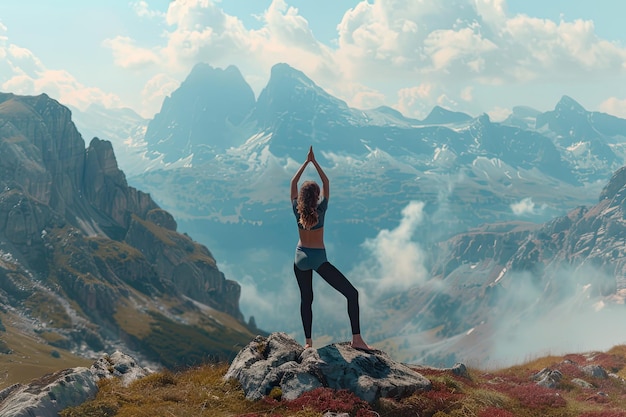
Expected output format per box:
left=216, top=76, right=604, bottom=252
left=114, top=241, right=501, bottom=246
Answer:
left=297, top=181, right=320, bottom=229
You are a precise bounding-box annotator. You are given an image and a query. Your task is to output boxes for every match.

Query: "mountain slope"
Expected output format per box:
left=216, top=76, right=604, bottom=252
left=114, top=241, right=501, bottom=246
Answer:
left=373, top=165, right=626, bottom=366
left=0, top=92, right=257, bottom=380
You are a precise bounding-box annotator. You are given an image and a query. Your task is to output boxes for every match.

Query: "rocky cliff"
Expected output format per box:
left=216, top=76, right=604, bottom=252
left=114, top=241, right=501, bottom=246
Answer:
left=435, top=164, right=626, bottom=293
left=371, top=165, right=626, bottom=366
left=0, top=92, right=255, bottom=372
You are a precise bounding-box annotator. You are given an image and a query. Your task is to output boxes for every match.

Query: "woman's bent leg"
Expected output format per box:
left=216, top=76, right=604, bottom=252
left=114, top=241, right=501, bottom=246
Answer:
left=294, top=263, right=314, bottom=340
left=316, top=262, right=360, bottom=335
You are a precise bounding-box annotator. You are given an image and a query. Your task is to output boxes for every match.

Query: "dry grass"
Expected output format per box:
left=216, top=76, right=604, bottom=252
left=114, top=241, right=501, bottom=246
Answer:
left=60, top=363, right=324, bottom=417
left=0, top=313, right=92, bottom=390
left=113, top=299, right=154, bottom=339
left=59, top=344, right=626, bottom=417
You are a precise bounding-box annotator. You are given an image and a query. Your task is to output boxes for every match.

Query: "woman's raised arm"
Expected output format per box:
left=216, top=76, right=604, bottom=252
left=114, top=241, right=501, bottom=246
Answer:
left=291, top=155, right=309, bottom=200
left=309, top=147, right=329, bottom=200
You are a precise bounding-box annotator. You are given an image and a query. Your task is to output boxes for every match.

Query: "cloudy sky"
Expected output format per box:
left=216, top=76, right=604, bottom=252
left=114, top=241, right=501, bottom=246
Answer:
left=1, top=0, right=625, bottom=121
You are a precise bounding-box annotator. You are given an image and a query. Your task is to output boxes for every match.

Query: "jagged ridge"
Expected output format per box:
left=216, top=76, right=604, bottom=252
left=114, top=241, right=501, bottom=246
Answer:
left=0, top=92, right=256, bottom=371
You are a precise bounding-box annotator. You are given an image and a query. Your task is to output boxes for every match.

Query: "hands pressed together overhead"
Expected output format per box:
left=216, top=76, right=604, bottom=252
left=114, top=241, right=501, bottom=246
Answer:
left=291, top=145, right=329, bottom=201
left=306, top=145, right=315, bottom=163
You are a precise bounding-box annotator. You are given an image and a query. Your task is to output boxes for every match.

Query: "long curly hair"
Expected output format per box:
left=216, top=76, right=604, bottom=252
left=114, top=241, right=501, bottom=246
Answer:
left=297, top=181, right=321, bottom=229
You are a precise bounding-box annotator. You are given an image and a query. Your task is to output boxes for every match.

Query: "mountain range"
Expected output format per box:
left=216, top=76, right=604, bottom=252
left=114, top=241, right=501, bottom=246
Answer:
left=5, top=60, right=626, bottom=373
left=72, top=63, right=626, bottom=362
left=105, top=63, right=626, bottom=248
left=0, top=92, right=257, bottom=388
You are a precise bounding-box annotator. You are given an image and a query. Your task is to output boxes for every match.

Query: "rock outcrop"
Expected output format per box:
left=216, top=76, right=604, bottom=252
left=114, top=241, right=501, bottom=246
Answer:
left=224, top=332, right=432, bottom=404
left=0, top=92, right=254, bottom=367
left=0, top=351, right=150, bottom=417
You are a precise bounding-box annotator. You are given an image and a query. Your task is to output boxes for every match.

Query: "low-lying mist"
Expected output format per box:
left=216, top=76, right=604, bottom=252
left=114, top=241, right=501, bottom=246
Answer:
left=219, top=196, right=626, bottom=369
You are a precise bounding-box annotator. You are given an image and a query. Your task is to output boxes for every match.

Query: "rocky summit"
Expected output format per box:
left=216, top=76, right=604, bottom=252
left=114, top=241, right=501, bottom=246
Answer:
left=224, top=332, right=433, bottom=403
left=0, top=92, right=256, bottom=372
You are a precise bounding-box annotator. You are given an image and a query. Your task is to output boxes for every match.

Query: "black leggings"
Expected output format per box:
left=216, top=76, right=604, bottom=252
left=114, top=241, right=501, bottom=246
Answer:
left=294, top=261, right=361, bottom=339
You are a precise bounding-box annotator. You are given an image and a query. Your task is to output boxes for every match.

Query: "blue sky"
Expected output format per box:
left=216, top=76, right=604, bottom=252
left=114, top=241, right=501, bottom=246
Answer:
left=1, top=0, right=625, bottom=121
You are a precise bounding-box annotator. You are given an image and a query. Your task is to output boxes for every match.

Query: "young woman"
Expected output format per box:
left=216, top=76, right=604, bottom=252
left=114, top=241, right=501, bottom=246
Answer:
left=290, top=146, right=371, bottom=351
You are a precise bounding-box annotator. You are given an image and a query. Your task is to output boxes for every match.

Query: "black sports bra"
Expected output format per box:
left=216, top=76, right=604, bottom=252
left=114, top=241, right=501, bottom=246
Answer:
left=292, top=197, right=328, bottom=230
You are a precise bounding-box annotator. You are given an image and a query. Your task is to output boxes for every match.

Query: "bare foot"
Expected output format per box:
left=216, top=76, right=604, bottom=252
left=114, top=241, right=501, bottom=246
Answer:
left=351, top=334, right=373, bottom=351
left=304, top=338, right=313, bottom=349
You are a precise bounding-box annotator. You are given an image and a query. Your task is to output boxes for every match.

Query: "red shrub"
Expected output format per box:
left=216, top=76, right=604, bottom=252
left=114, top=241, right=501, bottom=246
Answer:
left=493, top=382, right=566, bottom=409
left=555, top=361, right=585, bottom=379
left=478, top=406, right=515, bottom=417
left=584, top=393, right=611, bottom=404
left=285, top=387, right=372, bottom=416
left=587, top=353, right=626, bottom=373
left=563, top=354, right=586, bottom=364
left=578, top=411, right=626, bottom=417
left=395, top=386, right=465, bottom=416
left=236, top=414, right=282, bottom=417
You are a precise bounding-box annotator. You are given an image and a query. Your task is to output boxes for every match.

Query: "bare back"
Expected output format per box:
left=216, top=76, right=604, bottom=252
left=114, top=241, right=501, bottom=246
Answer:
left=297, top=227, right=325, bottom=248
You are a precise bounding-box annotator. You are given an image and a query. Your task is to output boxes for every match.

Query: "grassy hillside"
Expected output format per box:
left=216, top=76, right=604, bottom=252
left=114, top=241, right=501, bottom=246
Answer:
left=60, top=345, right=626, bottom=417
left=0, top=312, right=92, bottom=389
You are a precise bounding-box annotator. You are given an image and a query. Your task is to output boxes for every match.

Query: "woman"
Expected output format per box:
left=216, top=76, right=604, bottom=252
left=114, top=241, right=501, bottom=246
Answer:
left=290, top=146, right=371, bottom=351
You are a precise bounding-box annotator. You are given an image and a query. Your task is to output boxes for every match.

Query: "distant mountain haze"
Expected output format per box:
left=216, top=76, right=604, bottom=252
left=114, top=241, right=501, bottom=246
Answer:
left=144, top=63, right=255, bottom=163
left=68, top=62, right=626, bottom=368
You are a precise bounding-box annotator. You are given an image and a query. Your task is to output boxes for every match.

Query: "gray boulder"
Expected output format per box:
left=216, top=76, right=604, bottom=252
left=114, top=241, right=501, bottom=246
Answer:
left=532, top=368, right=563, bottom=388
left=90, top=351, right=153, bottom=386
left=225, top=332, right=432, bottom=403
left=0, top=351, right=151, bottom=417
left=582, top=364, right=608, bottom=379
left=571, top=378, right=594, bottom=388
left=0, top=367, right=97, bottom=417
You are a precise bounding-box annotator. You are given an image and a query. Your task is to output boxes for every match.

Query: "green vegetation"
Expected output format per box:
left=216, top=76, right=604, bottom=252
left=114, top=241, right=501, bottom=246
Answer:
left=61, top=345, right=626, bottom=417
left=38, top=330, right=70, bottom=347
left=134, top=311, right=252, bottom=368
left=113, top=298, right=254, bottom=369
left=0, top=337, right=10, bottom=354
left=113, top=300, right=154, bottom=340
left=88, top=237, right=143, bottom=264
left=130, top=214, right=177, bottom=246
left=24, top=292, right=72, bottom=328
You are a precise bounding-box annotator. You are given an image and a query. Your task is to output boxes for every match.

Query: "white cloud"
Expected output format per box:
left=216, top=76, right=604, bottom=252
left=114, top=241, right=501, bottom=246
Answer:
left=510, top=197, right=535, bottom=215
left=4, top=0, right=626, bottom=122
left=88, top=0, right=626, bottom=118
left=0, top=42, right=120, bottom=111
left=141, top=73, right=180, bottom=116
left=103, top=36, right=160, bottom=70
left=353, top=201, right=429, bottom=297
left=131, top=0, right=166, bottom=19
left=7, top=44, right=35, bottom=60
left=263, top=0, right=320, bottom=52
left=509, top=197, right=547, bottom=216
left=487, top=106, right=512, bottom=122
left=333, top=0, right=626, bottom=114
left=460, top=86, right=473, bottom=101
left=396, top=84, right=434, bottom=117
left=599, top=97, right=626, bottom=118
left=502, top=16, right=626, bottom=76
left=423, top=27, right=498, bottom=72
left=350, top=89, right=386, bottom=110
